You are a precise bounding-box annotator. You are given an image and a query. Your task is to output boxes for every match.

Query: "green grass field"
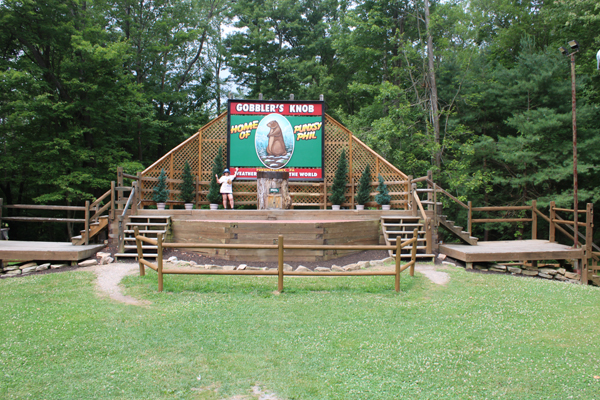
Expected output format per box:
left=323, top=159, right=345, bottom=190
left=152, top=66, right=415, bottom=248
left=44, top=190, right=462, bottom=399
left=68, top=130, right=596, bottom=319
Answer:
left=1, top=266, right=599, bottom=399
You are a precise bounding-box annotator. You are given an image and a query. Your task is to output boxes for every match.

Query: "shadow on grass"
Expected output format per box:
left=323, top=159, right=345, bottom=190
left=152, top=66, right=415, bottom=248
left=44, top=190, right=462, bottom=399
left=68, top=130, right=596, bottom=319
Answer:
left=123, top=271, right=421, bottom=297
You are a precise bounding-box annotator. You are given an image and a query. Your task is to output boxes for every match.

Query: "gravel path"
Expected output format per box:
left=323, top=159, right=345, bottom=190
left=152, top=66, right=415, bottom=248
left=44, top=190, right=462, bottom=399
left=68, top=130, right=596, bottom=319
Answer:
left=82, top=259, right=449, bottom=307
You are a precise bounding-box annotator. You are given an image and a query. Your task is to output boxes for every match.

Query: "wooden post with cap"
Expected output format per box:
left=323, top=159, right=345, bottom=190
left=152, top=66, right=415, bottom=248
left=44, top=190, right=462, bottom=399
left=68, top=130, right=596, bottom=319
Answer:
left=278, top=235, right=284, bottom=292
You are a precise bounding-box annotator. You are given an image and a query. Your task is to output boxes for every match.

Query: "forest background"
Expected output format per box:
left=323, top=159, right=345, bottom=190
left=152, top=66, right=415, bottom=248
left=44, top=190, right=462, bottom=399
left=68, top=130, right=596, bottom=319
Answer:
left=1, top=0, right=599, bottom=243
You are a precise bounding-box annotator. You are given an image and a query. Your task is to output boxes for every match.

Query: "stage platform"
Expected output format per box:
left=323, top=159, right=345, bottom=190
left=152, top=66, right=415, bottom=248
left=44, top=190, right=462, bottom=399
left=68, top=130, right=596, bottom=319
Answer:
left=0, top=241, right=105, bottom=264
left=115, top=209, right=430, bottom=262
left=439, top=240, right=584, bottom=263
left=139, top=208, right=417, bottom=220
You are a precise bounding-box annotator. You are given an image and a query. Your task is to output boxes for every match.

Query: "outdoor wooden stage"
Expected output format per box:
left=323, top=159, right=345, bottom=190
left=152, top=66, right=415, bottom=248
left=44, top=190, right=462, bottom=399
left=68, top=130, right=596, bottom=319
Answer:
left=0, top=241, right=105, bottom=264
left=439, top=240, right=584, bottom=263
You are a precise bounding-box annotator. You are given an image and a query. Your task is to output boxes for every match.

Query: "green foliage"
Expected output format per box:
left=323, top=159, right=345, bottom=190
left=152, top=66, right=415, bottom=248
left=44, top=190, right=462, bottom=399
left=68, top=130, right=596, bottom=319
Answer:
left=375, top=175, right=391, bottom=205
left=355, top=164, right=371, bottom=205
left=179, top=161, right=195, bottom=203
left=330, top=149, right=348, bottom=206
left=152, top=169, right=169, bottom=203
left=207, top=147, right=224, bottom=204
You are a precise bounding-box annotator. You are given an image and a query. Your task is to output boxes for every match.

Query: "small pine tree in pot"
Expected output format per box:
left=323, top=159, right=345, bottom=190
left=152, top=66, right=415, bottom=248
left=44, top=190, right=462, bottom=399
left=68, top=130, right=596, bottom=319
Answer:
left=207, top=147, right=223, bottom=209
left=153, top=169, right=170, bottom=209
left=355, top=164, right=371, bottom=210
left=180, top=161, right=196, bottom=210
left=375, top=174, right=392, bottom=210
left=329, top=149, right=348, bottom=209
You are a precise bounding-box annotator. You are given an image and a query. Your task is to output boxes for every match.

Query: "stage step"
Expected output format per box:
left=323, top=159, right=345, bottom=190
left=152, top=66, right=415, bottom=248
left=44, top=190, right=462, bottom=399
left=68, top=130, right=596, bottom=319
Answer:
left=437, top=214, right=478, bottom=246
left=115, top=215, right=171, bottom=261
left=71, top=215, right=109, bottom=245
left=380, top=216, right=431, bottom=258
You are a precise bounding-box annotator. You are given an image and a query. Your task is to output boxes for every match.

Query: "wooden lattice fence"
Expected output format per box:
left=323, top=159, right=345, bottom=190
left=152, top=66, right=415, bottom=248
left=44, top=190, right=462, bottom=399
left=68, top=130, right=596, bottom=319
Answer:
left=141, top=113, right=409, bottom=209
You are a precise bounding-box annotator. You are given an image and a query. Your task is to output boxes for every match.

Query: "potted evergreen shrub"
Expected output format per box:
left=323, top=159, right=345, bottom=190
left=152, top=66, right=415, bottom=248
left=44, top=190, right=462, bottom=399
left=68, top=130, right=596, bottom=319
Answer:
left=207, top=147, right=223, bottom=210
left=329, top=149, right=348, bottom=210
left=153, top=169, right=170, bottom=210
left=355, top=164, right=371, bottom=210
left=180, top=161, right=196, bottom=210
left=375, top=174, right=392, bottom=210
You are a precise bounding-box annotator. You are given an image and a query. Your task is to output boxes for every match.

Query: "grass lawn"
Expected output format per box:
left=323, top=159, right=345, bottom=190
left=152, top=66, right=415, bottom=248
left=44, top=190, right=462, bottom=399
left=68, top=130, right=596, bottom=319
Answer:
left=1, top=265, right=600, bottom=399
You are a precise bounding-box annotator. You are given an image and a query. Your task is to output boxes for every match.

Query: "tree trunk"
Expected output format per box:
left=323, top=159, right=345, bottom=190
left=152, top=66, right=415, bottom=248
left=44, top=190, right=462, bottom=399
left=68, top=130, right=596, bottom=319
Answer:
left=424, top=0, right=441, bottom=169
left=257, top=171, right=292, bottom=210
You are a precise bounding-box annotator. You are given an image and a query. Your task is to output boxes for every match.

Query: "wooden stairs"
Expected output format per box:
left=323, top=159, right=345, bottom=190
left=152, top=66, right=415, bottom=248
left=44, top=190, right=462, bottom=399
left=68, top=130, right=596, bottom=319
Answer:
left=114, top=215, right=171, bottom=261
left=437, top=214, right=478, bottom=245
left=71, top=216, right=109, bottom=245
left=381, top=216, right=433, bottom=258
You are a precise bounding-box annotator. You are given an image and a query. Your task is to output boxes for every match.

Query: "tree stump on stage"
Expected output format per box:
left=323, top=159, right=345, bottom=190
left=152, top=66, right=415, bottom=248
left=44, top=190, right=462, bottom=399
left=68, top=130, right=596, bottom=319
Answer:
left=257, top=171, right=292, bottom=210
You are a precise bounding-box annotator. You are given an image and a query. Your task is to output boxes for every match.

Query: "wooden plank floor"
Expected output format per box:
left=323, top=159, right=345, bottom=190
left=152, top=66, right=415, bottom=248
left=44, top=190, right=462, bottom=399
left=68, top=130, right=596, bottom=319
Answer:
left=135, top=209, right=418, bottom=221
left=439, top=240, right=584, bottom=263
left=0, top=241, right=106, bottom=262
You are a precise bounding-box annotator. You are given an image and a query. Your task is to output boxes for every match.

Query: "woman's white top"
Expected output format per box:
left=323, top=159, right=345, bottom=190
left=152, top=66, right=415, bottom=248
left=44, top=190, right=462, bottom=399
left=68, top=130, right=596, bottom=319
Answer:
left=218, top=173, right=237, bottom=194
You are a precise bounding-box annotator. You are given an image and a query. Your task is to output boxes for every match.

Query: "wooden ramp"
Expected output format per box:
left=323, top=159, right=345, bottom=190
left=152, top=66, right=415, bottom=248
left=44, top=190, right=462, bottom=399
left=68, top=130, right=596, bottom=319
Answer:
left=0, top=241, right=105, bottom=263
left=439, top=240, right=583, bottom=263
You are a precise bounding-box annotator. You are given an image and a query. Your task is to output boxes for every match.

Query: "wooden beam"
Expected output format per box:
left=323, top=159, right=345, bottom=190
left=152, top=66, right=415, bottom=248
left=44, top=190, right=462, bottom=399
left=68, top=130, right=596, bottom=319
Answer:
left=531, top=200, right=537, bottom=240
left=4, top=204, right=86, bottom=211
left=549, top=201, right=556, bottom=242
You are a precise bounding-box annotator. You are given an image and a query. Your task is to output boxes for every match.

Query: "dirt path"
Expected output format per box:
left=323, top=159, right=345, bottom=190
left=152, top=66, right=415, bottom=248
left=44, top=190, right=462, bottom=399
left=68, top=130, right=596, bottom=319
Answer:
left=82, top=262, right=150, bottom=306
left=415, top=263, right=450, bottom=285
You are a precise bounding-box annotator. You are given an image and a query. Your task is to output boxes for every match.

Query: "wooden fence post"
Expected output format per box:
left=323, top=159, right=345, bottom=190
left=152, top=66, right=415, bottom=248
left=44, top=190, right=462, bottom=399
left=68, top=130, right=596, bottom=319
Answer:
left=278, top=235, right=284, bottom=292
left=84, top=200, right=90, bottom=245
left=549, top=201, right=556, bottom=242
left=411, top=183, right=418, bottom=217
left=433, top=183, right=438, bottom=223
left=407, top=176, right=413, bottom=212
left=410, top=228, right=418, bottom=276
left=322, top=180, right=327, bottom=210
left=110, top=181, right=115, bottom=220
left=531, top=200, right=537, bottom=240
left=135, top=227, right=145, bottom=276
left=583, top=203, right=593, bottom=284
left=426, top=170, right=433, bottom=210
left=425, top=219, right=432, bottom=255
left=117, top=167, right=123, bottom=211
left=468, top=201, right=472, bottom=235
left=157, top=233, right=163, bottom=292
left=117, top=215, right=125, bottom=253
left=395, top=235, right=402, bottom=292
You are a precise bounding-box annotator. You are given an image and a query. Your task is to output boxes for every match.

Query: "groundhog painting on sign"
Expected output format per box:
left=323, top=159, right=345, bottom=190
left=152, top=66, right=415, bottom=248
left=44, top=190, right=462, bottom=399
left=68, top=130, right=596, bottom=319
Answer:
left=266, top=120, right=287, bottom=157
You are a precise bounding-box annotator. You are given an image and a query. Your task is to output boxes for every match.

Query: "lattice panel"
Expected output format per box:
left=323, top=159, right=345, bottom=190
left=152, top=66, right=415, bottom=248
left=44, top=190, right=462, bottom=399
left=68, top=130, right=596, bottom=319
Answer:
left=290, top=184, right=325, bottom=206
left=141, top=112, right=409, bottom=208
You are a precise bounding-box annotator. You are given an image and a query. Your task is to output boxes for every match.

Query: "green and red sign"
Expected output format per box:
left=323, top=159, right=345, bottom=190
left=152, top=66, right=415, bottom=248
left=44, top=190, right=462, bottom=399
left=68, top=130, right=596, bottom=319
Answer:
left=227, top=99, right=324, bottom=181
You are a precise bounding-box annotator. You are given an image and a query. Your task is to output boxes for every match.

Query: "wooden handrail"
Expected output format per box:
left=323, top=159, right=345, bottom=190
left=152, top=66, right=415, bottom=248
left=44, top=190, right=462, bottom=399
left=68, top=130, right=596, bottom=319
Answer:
left=552, top=218, right=586, bottom=227
left=122, top=172, right=140, bottom=180
left=89, top=202, right=111, bottom=222
left=425, top=179, right=468, bottom=209
left=536, top=208, right=575, bottom=242
left=3, top=204, right=86, bottom=211
left=472, top=218, right=533, bottom=223
left=90, top=189, right=111, bottom=208
left=2, top=217, right=86, bottom=223
left=413, top=191, right=428, bottom=221
left=553, top=207, right=587, bottom=213
left=554, top=213, right=600, bottom=252
left=411, top=176, right=428, bottom=183
left=471, top=206, right=532, bottom=212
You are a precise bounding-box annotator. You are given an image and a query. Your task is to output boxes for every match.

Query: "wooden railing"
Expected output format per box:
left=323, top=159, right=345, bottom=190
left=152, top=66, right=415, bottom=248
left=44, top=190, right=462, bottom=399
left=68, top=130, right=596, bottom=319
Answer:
left=0, top=186, right=116, bottom=245
left=0, top=200, right=91, bottom=244
left=134, top=227, right=419, bottom=293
